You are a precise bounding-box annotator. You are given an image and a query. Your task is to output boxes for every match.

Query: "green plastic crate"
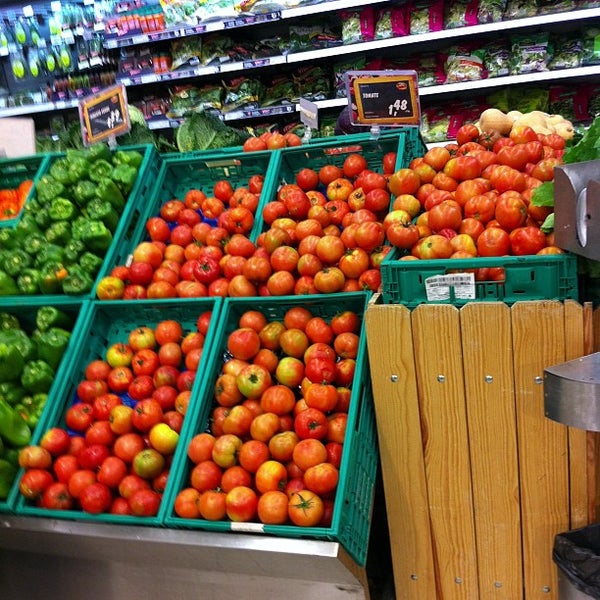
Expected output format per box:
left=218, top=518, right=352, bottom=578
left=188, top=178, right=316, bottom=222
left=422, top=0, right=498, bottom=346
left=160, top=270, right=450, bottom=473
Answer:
left=0, top=297, right=92, bottom=514
left=0, top=153, right=52, bottom=228
left=92, top=147, right=280, bottom=299
left=380, top=246, right=579, bottom=307
left=253, top=128, right=427, bottom=234
left=0, top=144, right=161, bottom=303
left=13, top=296, right=223, bottom=526
left=163, top=292, right=379, bottom=566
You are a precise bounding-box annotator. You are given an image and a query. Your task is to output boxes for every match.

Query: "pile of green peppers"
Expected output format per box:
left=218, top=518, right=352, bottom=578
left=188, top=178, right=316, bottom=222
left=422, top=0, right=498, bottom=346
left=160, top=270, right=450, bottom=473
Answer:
left=0, top=144, right=144, bottom=297
left=0, top=306, right=75, bottom=499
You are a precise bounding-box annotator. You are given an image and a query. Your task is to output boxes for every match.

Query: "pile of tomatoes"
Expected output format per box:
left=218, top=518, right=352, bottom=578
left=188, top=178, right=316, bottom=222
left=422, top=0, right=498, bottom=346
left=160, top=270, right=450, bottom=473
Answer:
left=172, top=304, right=362, bottom=527
left=16, top=313, right=213, bottom=517
left=382, top=124, right=565, bottom=260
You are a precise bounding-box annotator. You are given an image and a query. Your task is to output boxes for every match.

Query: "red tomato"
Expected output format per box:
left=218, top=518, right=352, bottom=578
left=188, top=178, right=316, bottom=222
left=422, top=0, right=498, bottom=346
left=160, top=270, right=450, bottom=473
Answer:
left=427, top=199, right=463, bottom=233
left=455, top=123, right=480, bottom=146
left=79, top=482, right=113, bottom=514
left=488, top=165, right=527, bottom=193
left=510, top=125, right=539, bottom=144
left=509, top=226, right=547, bottom=255
left=531, top=158, right=562, bottom=182
left=294, top=407, right=329, bottom=440
left=494, top=193, right=528, bottom=231
left=476, top=227, right=511, bottom=257
left=497, top=144, right=529, bottom=172
left=443, top=155, right=482, bottom=181
left=342, top=153, right=368, bottom=179
left=42, top=481, right=74, bottom=510
left=288, top=489, right=324, bottom=526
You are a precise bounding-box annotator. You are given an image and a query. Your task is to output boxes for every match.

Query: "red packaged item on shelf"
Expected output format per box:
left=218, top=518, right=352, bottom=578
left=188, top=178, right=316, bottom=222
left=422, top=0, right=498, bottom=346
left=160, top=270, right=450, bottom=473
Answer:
left=340, top=7, right=376, bottom=44
left=375, top=4, right=410, bottom=39
left=409, top=0, right=445, bottom=34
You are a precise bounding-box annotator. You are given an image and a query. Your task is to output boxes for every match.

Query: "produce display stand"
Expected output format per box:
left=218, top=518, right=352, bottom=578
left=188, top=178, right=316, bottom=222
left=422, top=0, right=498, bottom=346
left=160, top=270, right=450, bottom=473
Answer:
left=365, top=297, right=593, bottom=599
left=0, top=514, right=371, bottom=599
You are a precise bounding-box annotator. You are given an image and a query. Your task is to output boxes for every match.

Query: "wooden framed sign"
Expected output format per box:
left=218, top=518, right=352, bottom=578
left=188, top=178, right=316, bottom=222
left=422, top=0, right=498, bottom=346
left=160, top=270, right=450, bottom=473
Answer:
left=346, top=70, right=420, bottom=127
left=79, top=84, right=130, bottom=146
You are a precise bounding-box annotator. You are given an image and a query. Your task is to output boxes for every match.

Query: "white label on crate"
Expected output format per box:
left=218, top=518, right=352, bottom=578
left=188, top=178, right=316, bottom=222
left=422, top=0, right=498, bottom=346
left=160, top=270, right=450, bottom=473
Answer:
left=425, top=273, right=476, bottom=301
left=230, top=522, right=265, bottom=533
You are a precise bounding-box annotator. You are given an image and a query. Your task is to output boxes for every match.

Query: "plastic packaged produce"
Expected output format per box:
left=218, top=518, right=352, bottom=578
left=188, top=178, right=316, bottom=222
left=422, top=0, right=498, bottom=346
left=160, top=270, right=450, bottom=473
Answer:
left=444, top=0, right=479, bottom=29
left=484, top=42, right=511, bottom=77
left=374, top=5, right=409, bottom=39
left=582, top=28, right=600, bottom=65
left=547, top=34, right=583, bottom=70
left=444, top=44, right=487, bottom=83
left=409, top=0, right=445, bottom=34
left=509, top=32, right=550, bottom=74
left=340, top=7, right=376, bottom=44
left=477, top=0, right=507, bottom=22
left=503, top=0, right=538, bottom=18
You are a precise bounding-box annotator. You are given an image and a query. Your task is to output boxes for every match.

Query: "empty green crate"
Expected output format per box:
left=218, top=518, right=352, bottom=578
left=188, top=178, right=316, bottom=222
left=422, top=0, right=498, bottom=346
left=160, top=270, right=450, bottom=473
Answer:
left=380, top=246, right=579, bottom=307
left=163, top=292, right=378, bottom=566
left=14, top=296, right=223, bottom=526
left=0, top=296, right=92, bottom=514
left=0, top=144, right=161, bottom=303
left=0, top=153, right=51, bottom=228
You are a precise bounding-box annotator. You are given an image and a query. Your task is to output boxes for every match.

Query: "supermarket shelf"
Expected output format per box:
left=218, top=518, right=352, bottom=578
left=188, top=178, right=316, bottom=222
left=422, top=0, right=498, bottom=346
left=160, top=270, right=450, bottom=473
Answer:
left=102, top=0, right=388, bottom=49
left=0, top=515, right=369, bottom=600
left=0, top=99, right=79, bottom=117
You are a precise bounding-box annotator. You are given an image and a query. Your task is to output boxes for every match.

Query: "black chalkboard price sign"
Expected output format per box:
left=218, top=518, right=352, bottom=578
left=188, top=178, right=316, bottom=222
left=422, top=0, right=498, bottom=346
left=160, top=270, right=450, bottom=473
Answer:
left=347, top=71, right=420, bottom=127
left=79, top=84, right=131, bottom=146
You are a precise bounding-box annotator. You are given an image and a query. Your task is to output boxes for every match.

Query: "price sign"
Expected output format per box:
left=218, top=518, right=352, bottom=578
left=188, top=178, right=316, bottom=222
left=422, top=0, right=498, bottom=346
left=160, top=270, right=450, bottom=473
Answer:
left=346, top=70, right=420, bottom=127
left=79, top=84, right=130, bottom=146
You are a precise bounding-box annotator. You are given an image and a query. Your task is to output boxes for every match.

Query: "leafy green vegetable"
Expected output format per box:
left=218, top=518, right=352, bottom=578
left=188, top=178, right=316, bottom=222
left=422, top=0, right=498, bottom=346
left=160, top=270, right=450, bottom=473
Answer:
left=562, top=116, right=600, bottom=164
left=531, top=181, right=555, bottom=207
left=540, top=212, right=554, bottom=233
left=176, top=111, right=250, bottom=152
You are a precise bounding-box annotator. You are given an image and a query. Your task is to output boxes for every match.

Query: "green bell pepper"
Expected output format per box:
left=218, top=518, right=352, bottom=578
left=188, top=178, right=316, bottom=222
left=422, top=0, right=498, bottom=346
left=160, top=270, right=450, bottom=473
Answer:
left=71, top=216, right=88, bottom=241
left=66, top=148, right=90, bottom=162
left=88, top=143, right=111, bottom=162
left=0, top=381, right=26, bottom=407
left=21, top=360, right=54, bottom=394
left=48, top=197, right=78, bottom=221
left=67, top=157, right=89, bottom=183
left=34, top=244, right=65, bottom=269
left=17, top=268, right=40, bottom=295
left=14, top=214, right=40, bottom=240
left=45, top=221, right=71, bottom=246
left=0, top=313, right=20, bottom=331
left=3, top=249, right=32, bottom=278
left=113, top=149, right=144, bottom=169
left=36, top=174, right=66, bottom=204
left=34, top=206, right=51, bottom=230
left=0, top=343, right=24, bottom=382
left=0, top=458, right=17, bottom=499
left=15, top=392, right=47, bottom=428
left=111, top=164, right=138, bottom=195
left=0, top=397, right=31, bottom=447
left=0, top=271, right=18, bottom=296
left=35, top=327, right=70, bottom=370
left=80, top=220, right=112, bottom=253
left=23, top=197, right=41, bottom=214
left=79, top=251, right=104, bottom=276
left=36, top=306, right=73, bottom=332
left=49, top=158, right=72, bottom=186
left=61, top=265, right=93, bottom=295
left=63, top=239, right=86, bottom=265
left=38, top=262, right=68, bottom=295
left=2, top=447, right=18, bottom=468
left=95, top=178, right=125, bottom=211
left=85, top=198, right=119, bottom=232
left=73, top=180, right=97, bottom=206
left=0, top=329, right=36, bottom=363
left=89, top=159, right=114, bottom=183
left=23, top=232, right=46, bottom=256
left=0, top=229, right=18, bottom=250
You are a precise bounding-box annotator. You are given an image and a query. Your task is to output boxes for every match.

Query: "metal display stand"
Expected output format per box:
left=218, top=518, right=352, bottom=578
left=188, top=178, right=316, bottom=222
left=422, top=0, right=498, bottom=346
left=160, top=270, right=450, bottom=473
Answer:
left=0, top=515, right=370, bottom=599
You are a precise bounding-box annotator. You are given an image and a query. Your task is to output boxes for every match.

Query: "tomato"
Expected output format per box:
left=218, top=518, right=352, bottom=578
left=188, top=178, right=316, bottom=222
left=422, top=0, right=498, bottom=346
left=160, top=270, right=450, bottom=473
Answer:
left=431, top=172, right=458, bottom=192
left=443, top=155, right=482, bottom=181
left=339, top=247, right=370, bottom=279
left=493, top=137, right=515, bottom=154
left=65, top=402, right=94, bottom=432
left=243, top=137, right=268, bottom=152
left=463, top=194, right=495, bottom=224
left=509, top=225, right=547, bottom=255
left=257, top=489, right=289, bottom=524
left=412, top=234, right=453, bottom=259
left=494, top=193, right=528, bottom=231
left=288, top=489, right=324, bottom=527
left=129, top=488, right=162, bottom=516
left=427, top=199, right=463, bottom=233
left=382, top=151, right=398, bottom=174
left=78, top=482, right=112, bottom=514
left=131, top=398, right=163, bottom=432
left=476, top=227, right=511, bottom=257
left=342, top=153, right=368, bottom=179
left=225, top=485, right=258, bottom=521
left=524, top=140, right=544, bottom=164
left=387, top=168, right=421, bottom=196
left=510, top=125, right=539, bottom=144
left=540, top=133, right=566, bottom=151
left=531, top=158, right=561, bottom=182
left=488, top=165, right=526, bottom=193
left=319, top=164, right=344, bottom=185
left=497, top=144, right=529, bottom=172
left=305, top=383, right=338, bottom=412
left=294, top=407, right=329, bottom=440
left=456, top=123, right=480, bottom=146
left=304, top=462, right=339, bottom=496
left=423, top=146, right=451, bottom=171
left=354, top=221, right=385, bottom=253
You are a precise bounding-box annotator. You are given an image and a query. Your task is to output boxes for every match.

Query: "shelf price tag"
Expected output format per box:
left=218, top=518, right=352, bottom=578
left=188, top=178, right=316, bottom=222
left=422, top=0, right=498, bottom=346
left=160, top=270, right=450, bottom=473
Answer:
left=79, top=83, right=130, bottom=147
left=346, top=70, right=420, bottom=127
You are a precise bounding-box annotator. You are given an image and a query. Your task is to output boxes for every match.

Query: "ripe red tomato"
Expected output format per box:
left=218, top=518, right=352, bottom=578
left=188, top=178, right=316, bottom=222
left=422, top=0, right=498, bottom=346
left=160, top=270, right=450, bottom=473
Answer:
left=79, top=482, right=113, bottom=514
left=497, top=144, right=529, bottom=172
left=456, top=123, right=480, bottom=146
left=65, top=402, right=94, bottom=432
left=509, top=226, right=547, bottom=255
left=294, top=407, right=329, bottom=440
left=342, top=153, right=368, bottom=179
left=288, top=489, right=324, bottom=526
left=42, top=481, right=74, bottom=510
left=476, top=227, right=511, bottom=257
left=510, top=125, right=539, bottom=144
left=494, top=193, right=528, bottom=231
left=488, top=165, right=527, bottom=193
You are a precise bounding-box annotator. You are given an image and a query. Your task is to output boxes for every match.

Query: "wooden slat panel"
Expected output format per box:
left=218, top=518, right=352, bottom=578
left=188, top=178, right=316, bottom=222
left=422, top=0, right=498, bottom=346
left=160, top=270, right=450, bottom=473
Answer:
left=512, top=301, right=570, bottom=600
left=411, top=304, right=478, bottom=599
left=364, top=304, right=435, bottom=600
left=563, top=301, right=589, bottom=528
left=460, top=303, right=522, bottom=599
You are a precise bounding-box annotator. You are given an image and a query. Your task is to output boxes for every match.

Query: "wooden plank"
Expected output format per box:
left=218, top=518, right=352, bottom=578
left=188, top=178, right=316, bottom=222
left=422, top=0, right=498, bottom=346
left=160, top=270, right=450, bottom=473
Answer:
left=563, top=301, right=589, bottom=528
left=512, top=301, right=570, bottom=600
left=411, top=304, right=478, bottom=599
left=364, top=304, right=435, bottom=600
left=460, top=303, right=522, bottom=599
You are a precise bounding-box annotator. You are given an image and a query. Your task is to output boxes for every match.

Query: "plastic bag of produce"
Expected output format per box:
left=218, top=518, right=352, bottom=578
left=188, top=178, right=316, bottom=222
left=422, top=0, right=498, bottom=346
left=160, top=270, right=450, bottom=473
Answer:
left=582, top=28, right=600, bottom=65
left=547, top=34, right=583, bottom=70
left=444, top=44, right=487, bottom=83
left=444, top=0, right=479, bottom=29
left=341, top=7, right=376, bottom=44
left=509, top=32, right=550, bottom=74
left=374, top=5, right=409, bottom=39
left=503, top=0, right=538, bottom=19
left=477, top=0, right=507, bottom=22
left=484, top=42, right=511, bottom=77
left=409, top=0, right=445, bottom=34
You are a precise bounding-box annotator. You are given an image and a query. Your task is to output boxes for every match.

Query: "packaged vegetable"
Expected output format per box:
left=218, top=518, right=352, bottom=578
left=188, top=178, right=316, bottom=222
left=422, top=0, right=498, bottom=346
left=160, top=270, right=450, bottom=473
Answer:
left=582, top=28, right=600, bottom=65
left=444, top=0, right=479, bottom=29
left=409, top=0, right=445, bottom=34
left=222, top=76, right=264, bottom=111
left=503, top=0, right=538, bottom=18
left=340, top=7, right=376, bottom=44
left=170, top=37, right=203, bottom=70
left=288, top=23, right=341, bottom=53
left=477, top=0, right=507, bottom=22
left=537, top=0, right=576, bottom=13
left=549, top=85, right=589, bottom=123
left=375, top=5, right=409, bottom=39
left=333, top=56, right=367, bottom=98
left=509, top=32, right=550, bottom=74
left=484, top=42, right=511, bottom=77
left=444, top=44, right=487, bottom=83
left=547, top=34, right=583, bottom=70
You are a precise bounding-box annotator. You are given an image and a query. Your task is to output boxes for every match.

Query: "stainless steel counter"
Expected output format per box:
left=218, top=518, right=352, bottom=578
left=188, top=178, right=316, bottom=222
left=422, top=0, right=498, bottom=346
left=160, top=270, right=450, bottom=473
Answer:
left=0, top=515, right=370, bottom=599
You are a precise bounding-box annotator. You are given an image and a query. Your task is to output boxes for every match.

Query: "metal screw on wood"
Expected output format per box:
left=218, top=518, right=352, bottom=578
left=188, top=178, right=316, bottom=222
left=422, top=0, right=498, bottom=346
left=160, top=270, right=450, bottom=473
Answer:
left=485, top=375, right=493, bottom=383
left=455, top=577, right=463, bottom=584
left=437, top=375, right=445, bottom=383
left=390, top=375, right=398, bottom=382
left=542, top=586, right=551, bottom=593
left=494, top=582, right=502, bottom=588
left=535, top=376, right=544, bottom=384
left=410, top=574, right=418, bottom=581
